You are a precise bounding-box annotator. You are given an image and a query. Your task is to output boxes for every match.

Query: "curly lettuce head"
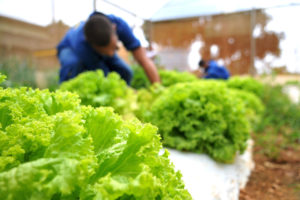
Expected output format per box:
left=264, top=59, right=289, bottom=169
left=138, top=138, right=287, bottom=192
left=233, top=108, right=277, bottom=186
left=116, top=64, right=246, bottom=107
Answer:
left=0, top=85, right=191, bottom=199
left=59, top=70, right=137, bottom=116
left=158, top=69, right=198, bottom=87
left=227, top=76, right=264, bottom=98
left=148, top=81, right=251, bottom=163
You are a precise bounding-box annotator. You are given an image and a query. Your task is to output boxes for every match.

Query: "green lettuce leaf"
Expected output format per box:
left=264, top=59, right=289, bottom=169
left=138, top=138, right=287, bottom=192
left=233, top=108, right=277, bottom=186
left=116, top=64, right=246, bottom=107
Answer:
left=0, top=82, right=191, bottom=199
left=229, top=89, right=265, bottom=128
left=147, top=81, right=250, bottom=163
left=158, top=69, right=198, bottom=87
left=80, top=107, right=191, bottom=199
left=0, top=158, right=87, bottom=200
left=59, top=70, right=137, bottom=116
left=227, top=76, right=264, bottom=98
left=135, top=84, right=165, bottom=122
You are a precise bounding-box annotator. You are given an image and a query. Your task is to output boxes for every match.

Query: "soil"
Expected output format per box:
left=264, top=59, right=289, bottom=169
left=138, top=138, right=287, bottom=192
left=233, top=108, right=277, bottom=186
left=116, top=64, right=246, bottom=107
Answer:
left=239, top=145, right=300, bottom=200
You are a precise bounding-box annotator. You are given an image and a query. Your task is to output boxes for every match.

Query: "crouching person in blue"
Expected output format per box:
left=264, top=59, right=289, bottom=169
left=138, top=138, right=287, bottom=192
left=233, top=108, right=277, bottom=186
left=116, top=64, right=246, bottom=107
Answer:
left=57, top=12, right=160, bottom=85
left=198, top=59, right=230, bottom=80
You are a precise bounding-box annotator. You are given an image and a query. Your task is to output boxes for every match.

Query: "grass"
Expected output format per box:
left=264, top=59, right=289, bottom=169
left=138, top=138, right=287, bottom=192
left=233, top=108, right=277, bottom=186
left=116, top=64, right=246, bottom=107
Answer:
left=254, top=82, right=300, bottom=159
left=0, top=57, right=59, bottom=90
left=0, top=57, right=37, bottom=88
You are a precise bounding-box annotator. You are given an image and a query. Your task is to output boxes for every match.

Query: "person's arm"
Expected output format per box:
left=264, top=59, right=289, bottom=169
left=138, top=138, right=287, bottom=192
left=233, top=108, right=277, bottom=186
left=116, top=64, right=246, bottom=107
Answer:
left=132, top=46, right=160, bottom=83
left=107, top=15, right=160, bottom=83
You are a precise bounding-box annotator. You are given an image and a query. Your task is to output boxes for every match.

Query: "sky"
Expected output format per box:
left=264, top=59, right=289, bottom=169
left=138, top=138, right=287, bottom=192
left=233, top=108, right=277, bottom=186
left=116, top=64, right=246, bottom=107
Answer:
left=1, top=0, right=298, bottom=26
left=0, top=0, right=300, bottom=73
left=0, top=0, right=170, bottom=26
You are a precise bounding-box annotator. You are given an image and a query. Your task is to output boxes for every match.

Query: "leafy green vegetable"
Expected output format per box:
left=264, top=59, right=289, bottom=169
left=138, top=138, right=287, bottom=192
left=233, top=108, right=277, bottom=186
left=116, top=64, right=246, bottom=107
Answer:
left=0, top=79, right=191, bottom=200
left=147, top=81, right=250, bottom=163
left=229, top=89, right=265, bottom=129
left=131, top=64, right=151, bottom=89
left=131, top=67, right=198, bottom=89
left=227, top=76, right=264, bottom=98
left=59, top=70, right=137, bottom=116
left=158, top=70, right=198, bottom=87
left=135, top=84, right=166, bottom=122
left=0, top=74, right=6, bottom=84
left=0, top=158, right=88, bottom=199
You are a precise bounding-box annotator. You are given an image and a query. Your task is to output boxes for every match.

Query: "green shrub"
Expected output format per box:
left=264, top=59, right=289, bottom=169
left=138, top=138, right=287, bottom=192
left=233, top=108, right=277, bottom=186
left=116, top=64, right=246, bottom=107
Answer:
left=257, top=84, right=300, bottom=134
left=252, top=83, right=300, bottom=158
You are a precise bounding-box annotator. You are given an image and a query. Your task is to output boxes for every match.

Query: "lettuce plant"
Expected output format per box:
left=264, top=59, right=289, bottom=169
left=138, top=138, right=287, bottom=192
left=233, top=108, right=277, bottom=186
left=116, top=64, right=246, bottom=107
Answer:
left=59, top=70, right=137, bottom=116
left=135, top=84, right=165, bottom=122
left=131, top=64, right=151, bottom=89
left=227, top=76, right=264, bottom=98
left=148, top=81, right=250, bottom=163
left=229, top=89, right=265, bottom=128
left=0, top=76, right=191, bottom=200
left=131, top=67, right=198, bottom=89
left=158, top=70, right=198, bottom=87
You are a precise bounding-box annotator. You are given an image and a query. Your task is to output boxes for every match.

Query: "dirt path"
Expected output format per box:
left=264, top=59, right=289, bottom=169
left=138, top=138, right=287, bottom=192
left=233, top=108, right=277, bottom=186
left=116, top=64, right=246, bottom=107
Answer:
left=239, top=146, right=300, bottom=200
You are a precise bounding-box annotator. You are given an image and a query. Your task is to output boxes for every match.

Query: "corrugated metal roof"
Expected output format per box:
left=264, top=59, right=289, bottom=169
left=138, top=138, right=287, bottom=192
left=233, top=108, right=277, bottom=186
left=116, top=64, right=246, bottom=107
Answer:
left=150, top=0, right=300, bottom=21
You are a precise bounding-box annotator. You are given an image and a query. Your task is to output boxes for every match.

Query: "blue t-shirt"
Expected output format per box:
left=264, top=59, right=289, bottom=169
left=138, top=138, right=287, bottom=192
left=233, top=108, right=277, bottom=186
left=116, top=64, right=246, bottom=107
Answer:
left=57, top=12, right=141, bottom=69
left=204, top=60, right=230, bottom=80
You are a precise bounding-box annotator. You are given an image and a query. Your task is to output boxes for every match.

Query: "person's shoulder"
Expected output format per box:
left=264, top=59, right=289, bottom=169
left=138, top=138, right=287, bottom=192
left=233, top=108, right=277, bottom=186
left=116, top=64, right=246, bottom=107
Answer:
left=105, top=13, right=118, bottom=20
left=64, top=21, right=85, bottom=40
left=105, top=14, right=125, bottom=24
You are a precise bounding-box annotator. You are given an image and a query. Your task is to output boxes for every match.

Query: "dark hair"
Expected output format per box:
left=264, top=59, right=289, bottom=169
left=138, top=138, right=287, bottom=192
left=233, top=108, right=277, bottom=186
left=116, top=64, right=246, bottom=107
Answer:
left=84, top=14, right=113, bottom=47
left=199, top=59, right=206, bottom=67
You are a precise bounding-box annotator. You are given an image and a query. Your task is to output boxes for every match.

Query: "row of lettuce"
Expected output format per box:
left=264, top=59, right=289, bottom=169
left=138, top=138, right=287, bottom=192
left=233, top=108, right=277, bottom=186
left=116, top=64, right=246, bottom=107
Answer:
left=1, top=67, right=298, bottom=199
left=59, top=70, right=265, bottom=163
left=0, top=73, right=191, bottom=200
left=131, top=67, right=300, bottom=159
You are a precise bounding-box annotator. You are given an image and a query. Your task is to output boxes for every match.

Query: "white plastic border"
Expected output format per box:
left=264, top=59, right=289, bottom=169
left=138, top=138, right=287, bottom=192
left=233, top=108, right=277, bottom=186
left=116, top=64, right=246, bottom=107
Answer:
left=167, top=139, right=254, bottom=200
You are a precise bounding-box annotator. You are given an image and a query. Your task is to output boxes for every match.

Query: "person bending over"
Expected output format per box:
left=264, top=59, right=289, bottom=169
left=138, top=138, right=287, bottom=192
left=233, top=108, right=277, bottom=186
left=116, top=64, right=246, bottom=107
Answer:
left=57, top=12, right=160, bottom=85
left=198, top=59, right=230, bottom=80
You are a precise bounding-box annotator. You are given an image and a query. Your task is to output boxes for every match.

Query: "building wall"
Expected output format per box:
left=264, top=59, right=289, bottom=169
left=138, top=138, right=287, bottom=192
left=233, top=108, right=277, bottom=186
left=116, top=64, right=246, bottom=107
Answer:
left=0, top=15, right=131, bottom=71
left=150, top=9, right=281, bottom=75
left=0, top=15, right=70, bottom=70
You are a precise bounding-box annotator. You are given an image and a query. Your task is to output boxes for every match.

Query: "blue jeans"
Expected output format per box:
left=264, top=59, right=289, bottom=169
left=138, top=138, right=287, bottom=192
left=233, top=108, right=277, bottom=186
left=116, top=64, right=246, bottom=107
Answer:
left=58, top=48, right=133, bottom=85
